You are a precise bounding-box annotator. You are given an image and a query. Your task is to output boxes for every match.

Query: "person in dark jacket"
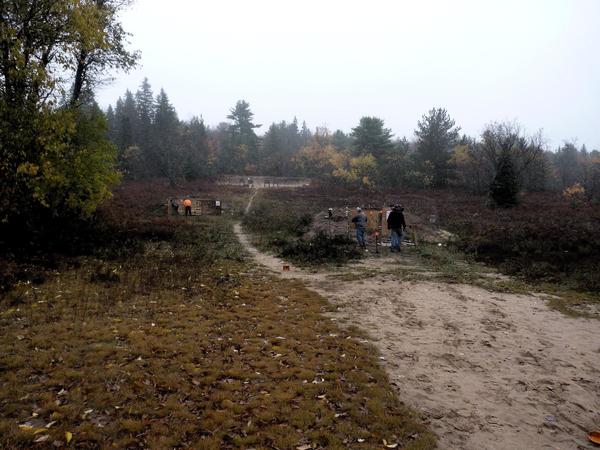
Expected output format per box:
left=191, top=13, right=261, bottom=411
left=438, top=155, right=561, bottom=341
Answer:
left=387, top=205, right=406, bottom=252
left=351, top=207, right=368, bottom=250
left=170, top=198, right=180, bottom=215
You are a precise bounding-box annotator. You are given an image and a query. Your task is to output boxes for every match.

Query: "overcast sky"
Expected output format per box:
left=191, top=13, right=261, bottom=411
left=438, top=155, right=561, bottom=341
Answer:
left=96, top=0, right=600, bottom=150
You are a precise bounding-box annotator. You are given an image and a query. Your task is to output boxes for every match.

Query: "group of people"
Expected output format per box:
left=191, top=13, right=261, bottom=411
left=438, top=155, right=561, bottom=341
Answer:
left=351, top=205, right=407, bottom=253
left=170, top=197, right=193, bottom=216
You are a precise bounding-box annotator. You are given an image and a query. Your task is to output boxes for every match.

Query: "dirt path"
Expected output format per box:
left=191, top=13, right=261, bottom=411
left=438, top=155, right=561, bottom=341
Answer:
left=233, top=224, right=600, bottom=450
left=245, top=189, right=259, bottom=215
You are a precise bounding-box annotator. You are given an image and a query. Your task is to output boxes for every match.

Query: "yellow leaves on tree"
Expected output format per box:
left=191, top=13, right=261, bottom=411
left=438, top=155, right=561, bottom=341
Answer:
left=293, top=142, right=340, bottom=179
left=332, top=154, right=378, bottom=189
left=12, top=107, right=120, bottom=217
left=563, top=182, right=586, bottom=206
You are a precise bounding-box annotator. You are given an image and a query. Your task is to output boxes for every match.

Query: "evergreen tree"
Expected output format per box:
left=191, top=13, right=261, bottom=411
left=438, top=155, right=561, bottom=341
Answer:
left=289, top=117, right=302, bottom=152
left=105, top=105, right=116, bottom=143
left=181, top=117, right=210, bottom=179
left=555, top=143, right=584, bottom=188
left=261, top=123, right=284, bottom=175
left=259, top=120, right=299, bottom=176
left=414, top=108, right=460, bottom=188
left=351, top=117, right=394, bottom=158
left=222, top=100, right=260, bottom=172
left=300, top=121, right=312, bottom=146
left=332, top=130, right=352, bottom=151
left=114, top=90, right=139, bottom=153
left=380, top=138, right=412, bottom=187
left=152, top=89, right=180, bottom=184
left=135, top=78, right=155, bottom=136
left=490, top=150, right=519, bottom=207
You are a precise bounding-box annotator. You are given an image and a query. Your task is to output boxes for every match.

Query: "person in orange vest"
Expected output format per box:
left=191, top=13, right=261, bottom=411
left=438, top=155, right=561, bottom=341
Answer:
left=183, top=197, right=192, bottom=216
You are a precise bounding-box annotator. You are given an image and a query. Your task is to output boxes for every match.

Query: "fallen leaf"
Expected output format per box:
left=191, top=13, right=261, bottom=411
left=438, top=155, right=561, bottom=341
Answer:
left=34, top=435, right=50, bottom=443
left=65, top=431, right=73, bottom=444
left=383, top=439, right=398, bottom=448
left=296, top=445, right=312, bottom=450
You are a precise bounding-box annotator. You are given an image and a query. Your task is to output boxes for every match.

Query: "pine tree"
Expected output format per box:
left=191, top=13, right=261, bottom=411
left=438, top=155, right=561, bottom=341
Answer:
left=380, top=137, right=412, bottom=187
left=351, top=117, right=394, bottom=158
left=182, top=117, right=210, bottom=179
left=332, top=130, right=351, bottom=151
left=105, top=105, right=116, bottom=143
left=152, top=89, right=180, bottom=184
left=135, top=78, right=155, bottom=136
left=301, top=121, right=312, bottom=146
left=261, top=123, right=284, bottom=175
left=414, top=108, right=460, bottom=188
left=490, top=150, right=519, bottom=207
left=116, top=90, right=139, bottom=151
left=223, top=100, right=260, bottom=172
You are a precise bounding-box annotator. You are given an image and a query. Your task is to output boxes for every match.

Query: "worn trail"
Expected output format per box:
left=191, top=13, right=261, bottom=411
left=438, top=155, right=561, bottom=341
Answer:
left=244, top=189, right=259, bottom=215
left=234, top=214, right=600, bottom=449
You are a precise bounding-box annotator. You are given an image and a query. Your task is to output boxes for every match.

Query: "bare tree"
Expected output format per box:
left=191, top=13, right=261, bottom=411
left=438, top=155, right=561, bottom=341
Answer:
left=480, top=122, right=548, bottom=205
left=480, top=121, right=546, bottom=186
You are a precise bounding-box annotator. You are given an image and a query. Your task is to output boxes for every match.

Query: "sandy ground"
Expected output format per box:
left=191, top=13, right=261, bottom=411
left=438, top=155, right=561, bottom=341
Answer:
left=233, top=223, right=600, bottom=450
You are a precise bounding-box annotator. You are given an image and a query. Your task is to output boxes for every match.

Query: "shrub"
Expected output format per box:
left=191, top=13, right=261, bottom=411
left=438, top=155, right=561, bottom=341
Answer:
left=243, top=200, right=313, bottom=237
left=277, top=232, right=361, bottom=265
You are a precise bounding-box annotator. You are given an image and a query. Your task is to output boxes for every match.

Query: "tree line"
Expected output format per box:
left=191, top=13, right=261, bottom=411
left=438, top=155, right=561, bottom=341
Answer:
left=107, top=81, right=600, bottom=206
left=2, top=0, right=598, bottom=231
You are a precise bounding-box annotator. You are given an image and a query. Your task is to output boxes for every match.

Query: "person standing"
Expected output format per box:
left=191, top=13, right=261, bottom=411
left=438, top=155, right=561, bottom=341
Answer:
left=170, top=198, right=179, bottom=215
left=351, top=207, right=368, bottom=250
left=387, top=205, right=406, bottom=252
left=183, top=197, right=193, bottom=216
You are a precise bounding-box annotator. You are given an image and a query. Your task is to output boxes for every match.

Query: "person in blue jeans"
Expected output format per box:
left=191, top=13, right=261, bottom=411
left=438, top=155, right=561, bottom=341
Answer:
left=351, top=207, right=368, bottom=250
left=387, top=205, right=407, bottom=252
